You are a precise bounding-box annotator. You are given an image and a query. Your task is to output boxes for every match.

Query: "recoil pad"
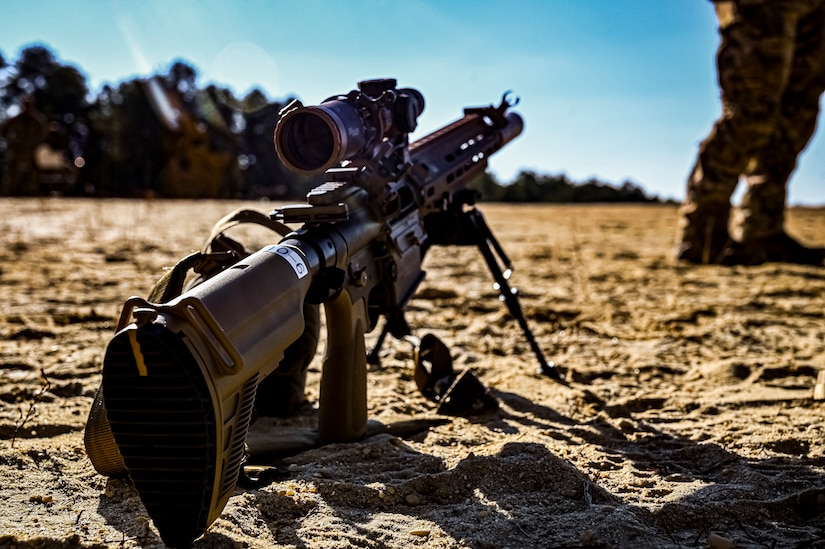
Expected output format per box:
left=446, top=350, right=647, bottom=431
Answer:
left=84, top=385, right=128, bottom=478
left=89, top=245, right=312, bottom=546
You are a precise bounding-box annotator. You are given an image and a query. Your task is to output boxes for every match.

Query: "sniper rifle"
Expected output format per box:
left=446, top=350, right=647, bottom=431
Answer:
left=85, top=78, right=562, bottom=547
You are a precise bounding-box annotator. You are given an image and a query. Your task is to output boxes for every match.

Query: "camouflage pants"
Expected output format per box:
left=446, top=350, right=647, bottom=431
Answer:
left=678, top=0, right=825, bottom=256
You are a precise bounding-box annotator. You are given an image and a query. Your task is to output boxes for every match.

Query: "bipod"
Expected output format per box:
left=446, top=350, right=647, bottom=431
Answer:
left=463, top=207, right=564, bottom=382
left=367, top=313, right=409, bottom=365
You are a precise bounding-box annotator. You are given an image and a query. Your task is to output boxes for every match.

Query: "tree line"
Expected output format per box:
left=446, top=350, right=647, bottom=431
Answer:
left=0, top=44, right=665, bottom=202
left=469, top=171, right=667, bottom=203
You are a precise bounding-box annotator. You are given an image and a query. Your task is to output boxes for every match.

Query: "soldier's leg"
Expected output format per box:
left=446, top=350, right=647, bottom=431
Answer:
left=731, top=1, right=825, bottom=265
left=676, top=134, right=741, bottom=264
left=677, top=1, right=795, bottom=263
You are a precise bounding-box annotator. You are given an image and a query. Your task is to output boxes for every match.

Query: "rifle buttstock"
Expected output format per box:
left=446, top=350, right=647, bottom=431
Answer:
left=97, top=246, right=312, bottom=546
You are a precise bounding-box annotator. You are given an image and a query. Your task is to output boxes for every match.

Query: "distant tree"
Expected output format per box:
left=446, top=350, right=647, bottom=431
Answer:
left=466, top=169, right=661, bottom=204
left=2, top=42, right=666, bottom=202
left=467, top=170, right=503, bottom=201
left=4, top=46, right=55, bottom=108
left=205, top=84, right=236, bottom=111
left=0, top=51, right=8, bottom=123
left=0, top=50, right=6, bottom=188
left=91, top=78, right=165, bottom=195
left=242, top=88, right=269, bottom=112
left=538, top=173, right=576, bottom=202
left=502, top=171, right=557, bottom=202
left=168, top=60, right=196, bottom=82
left=617, top=180, right=649, bottom=202
left=0, top=45, right=92, bottom=194
left=204, top=84, right=243, bottom=136
left=0, top=46, right=88, bottom=123
left=167, top=60, right=197, bottom=99
left=0, top=51, right=6, bottom=82
left=44, top=65, right=89, bottom=119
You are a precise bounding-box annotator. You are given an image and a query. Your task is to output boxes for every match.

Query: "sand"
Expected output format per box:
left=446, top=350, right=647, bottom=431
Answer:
left=1, top=198, right=824, bottom=548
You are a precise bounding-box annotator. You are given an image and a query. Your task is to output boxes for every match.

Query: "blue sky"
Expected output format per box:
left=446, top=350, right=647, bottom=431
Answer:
left=2, top=0, right=823, bottom=204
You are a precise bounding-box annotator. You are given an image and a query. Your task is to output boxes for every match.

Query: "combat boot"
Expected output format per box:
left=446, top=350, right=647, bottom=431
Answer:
left=719, top=231, right=825, bottom=266
left=726, top=175, right=825, bottom=266
left=674, top=202, right=731, bottom=264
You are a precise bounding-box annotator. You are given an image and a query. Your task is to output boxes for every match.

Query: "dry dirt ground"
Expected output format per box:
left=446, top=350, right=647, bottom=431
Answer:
left=1, top=198, right=824, bottom=549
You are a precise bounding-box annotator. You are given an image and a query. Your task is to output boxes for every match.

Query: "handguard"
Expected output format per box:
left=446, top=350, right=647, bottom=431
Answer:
left=99, top=246, right=311, bottom=547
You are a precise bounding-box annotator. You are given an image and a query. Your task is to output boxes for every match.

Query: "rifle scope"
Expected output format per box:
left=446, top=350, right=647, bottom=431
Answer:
left=274, top=79, right=424, bottom=175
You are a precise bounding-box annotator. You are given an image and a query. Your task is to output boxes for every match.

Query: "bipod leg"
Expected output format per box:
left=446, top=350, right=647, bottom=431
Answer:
left=466, top=209, right=564, bottom=382
left=367, top=313, right=411, bottom=365
left=367, top=321, right=390, bottom=365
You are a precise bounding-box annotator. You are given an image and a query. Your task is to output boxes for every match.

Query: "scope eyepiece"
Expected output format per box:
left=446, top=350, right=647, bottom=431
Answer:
left=274, top=80, right=424, bottom=176
left=275, top=100, right=368, bottom=174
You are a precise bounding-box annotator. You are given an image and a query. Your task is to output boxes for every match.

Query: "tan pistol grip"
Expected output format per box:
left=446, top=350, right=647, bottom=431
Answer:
left=318, top=291, right=368, bottom=443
